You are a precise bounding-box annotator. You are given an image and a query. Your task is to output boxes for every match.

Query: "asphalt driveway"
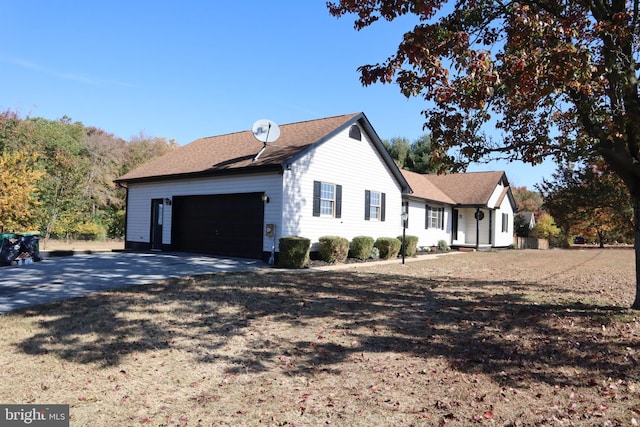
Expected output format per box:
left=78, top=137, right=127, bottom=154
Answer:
left=0, top=252, right=266, bottom=313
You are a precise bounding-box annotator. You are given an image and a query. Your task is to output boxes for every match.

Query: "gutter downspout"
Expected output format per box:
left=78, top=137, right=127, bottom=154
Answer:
left=116, top=182, right=129, bottom=250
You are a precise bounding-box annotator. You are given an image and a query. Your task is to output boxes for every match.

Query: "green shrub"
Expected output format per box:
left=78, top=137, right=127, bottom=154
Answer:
left=278, top=236, right=310, bottom=268
left=397, top=235, right=419, bottom=257
left=349, top=236, right=374, bottom=260
left=76, top=221, right=107, bottom=240
left=318, top=236, right=349, bottom=263
left=107, top=209, right=126, bottom=239
left=374, top=237, right=402, bottom=260
left=437, top=239, right=450, bottom=252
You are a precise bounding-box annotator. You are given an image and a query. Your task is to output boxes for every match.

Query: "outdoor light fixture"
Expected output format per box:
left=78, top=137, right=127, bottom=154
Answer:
left=262, top=194, right=270, bottom=203
left=164, top=197, right=172, bottom=206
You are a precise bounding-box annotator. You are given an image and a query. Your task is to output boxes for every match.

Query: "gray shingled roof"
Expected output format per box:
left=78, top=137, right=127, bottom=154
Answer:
left=116, top=113, right=364, bottom=183
left=401, top=169, right=456, bottom=204
left=403, top=170, right=509, bottom=206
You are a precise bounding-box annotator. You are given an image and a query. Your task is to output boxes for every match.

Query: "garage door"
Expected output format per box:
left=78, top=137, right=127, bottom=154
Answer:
left=171, top=193, right=264, bottom=259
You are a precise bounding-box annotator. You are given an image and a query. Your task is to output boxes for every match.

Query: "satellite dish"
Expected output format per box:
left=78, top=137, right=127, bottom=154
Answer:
left=251, top=119, right=280, bottom=144
left=251, top=119, right=280, bottom=161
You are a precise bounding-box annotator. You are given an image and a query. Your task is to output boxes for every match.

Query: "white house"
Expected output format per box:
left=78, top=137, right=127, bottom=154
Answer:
left=402, top=169, right=516, bottom=249
left=115, top=112, right=515, bottom=261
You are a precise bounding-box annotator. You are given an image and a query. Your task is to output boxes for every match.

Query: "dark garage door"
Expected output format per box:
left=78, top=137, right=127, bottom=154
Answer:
left=172, top=193, right=264, bottom=259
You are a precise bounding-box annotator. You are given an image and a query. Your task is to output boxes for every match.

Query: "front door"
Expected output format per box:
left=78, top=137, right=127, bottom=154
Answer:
left=452, top=208, right=459, bottom=242
left=150, top=199, right=164, bottom=250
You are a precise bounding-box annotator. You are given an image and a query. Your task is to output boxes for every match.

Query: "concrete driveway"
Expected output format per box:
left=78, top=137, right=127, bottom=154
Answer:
left=0, top=252, right=266, bottom=313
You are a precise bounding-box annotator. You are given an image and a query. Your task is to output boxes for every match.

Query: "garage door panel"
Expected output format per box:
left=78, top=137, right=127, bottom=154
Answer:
left=172, top=193, right=264, bottom=259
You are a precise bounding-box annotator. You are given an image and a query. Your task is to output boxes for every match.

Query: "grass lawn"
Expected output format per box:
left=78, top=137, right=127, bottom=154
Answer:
left=0, top=249, right=638, bottom=426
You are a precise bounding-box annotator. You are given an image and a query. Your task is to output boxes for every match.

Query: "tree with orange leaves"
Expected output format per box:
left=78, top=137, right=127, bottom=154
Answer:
left=540, top=160, right=633, bottom=247
left=0, top=150, right=43, bottom=232
left=328, top=0, right=640, bottom=308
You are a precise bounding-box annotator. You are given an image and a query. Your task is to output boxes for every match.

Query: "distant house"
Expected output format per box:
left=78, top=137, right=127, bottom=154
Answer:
left=515, top=211, right=536, bottom=237
left=115, top=113, right=515, bottom=261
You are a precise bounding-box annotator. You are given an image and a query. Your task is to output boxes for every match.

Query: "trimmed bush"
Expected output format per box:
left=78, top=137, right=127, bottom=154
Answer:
left=318, top=236, right=349, bottom=263
left=374, top=237, right=402, bottom=260
left=397, top=235, right=419, bottom=257
left=278, top=236, right=310, bottom=268
left=349, top=236, right=374, bottom=260
left=437, top=239, right=451, bottom=252
left=76, top=221, right=107, bottom=241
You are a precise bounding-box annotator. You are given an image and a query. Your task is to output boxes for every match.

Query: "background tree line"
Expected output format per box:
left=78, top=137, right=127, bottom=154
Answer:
left=0, top=110, right=177, bottom=240
left=382, top=134, right=447, bottom=174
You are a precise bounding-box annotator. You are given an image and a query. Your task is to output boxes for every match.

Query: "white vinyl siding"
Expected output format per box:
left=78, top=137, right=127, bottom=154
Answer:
left=403, top=201, right=450, bottom=248
left=494, top=194, right=515, bottom=247
left=282, top=124, right=403, bottom=248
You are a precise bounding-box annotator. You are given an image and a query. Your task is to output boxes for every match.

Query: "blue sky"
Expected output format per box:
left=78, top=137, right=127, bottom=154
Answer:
left=1, top=1, right=555, bottom=189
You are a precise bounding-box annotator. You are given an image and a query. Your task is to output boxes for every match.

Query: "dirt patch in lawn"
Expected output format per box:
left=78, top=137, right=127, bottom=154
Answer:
left=0, top=249, right=638, bottom=426
left=39, top=238, right=124, bottom=252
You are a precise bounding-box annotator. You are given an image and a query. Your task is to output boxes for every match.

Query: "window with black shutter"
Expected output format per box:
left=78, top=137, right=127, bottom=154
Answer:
left=365, top=190, right=385, bottom=221
left=313, top=181, right=341, bottom=218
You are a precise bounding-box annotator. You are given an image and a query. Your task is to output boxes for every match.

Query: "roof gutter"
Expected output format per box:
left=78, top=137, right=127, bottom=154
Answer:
left=114, top=164, right=282, bottom=185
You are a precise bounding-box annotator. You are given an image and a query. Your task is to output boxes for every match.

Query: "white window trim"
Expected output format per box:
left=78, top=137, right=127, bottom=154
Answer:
left=369, top=191, right=381, bottom=221
left=320, top=182, right=336, bottom=217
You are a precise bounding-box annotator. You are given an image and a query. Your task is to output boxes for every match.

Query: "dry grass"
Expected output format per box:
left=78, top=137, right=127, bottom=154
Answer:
left=40, top=238, right=124, bottom=252
left=0, top=249, right=638, bottom=426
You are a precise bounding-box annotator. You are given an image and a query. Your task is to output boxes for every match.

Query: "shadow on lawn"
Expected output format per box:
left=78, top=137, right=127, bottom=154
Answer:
left=15, top=270, right=636, bottom=388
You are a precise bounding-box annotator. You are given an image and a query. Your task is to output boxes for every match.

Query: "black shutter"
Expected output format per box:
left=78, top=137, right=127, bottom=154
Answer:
left=364, top=190, right=371, bottom=220
left=335, top=185, right=342, bottom=218
left=440, top=208, right=444, bottom=229
left=381, top=193, right=386, bottom=222
left=313, top=181, right=321, bottom=217
left=425, top=205, right=430, bottom=229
